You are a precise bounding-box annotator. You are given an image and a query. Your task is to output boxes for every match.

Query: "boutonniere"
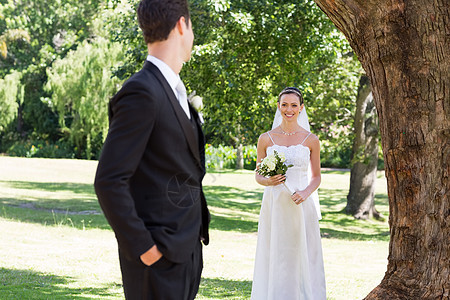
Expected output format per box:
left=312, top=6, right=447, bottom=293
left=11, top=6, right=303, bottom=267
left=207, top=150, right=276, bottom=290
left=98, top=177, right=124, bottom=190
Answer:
left=188, top=91, right=204, bottom=124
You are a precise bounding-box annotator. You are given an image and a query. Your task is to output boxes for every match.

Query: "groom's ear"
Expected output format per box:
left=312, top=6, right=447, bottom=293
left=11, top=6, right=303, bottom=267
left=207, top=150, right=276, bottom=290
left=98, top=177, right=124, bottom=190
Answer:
left=175, top=16, right=188, bottom=35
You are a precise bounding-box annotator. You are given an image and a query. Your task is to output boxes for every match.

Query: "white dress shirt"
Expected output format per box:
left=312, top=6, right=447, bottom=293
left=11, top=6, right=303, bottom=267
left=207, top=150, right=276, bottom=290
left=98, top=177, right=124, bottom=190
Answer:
left=146, top=55, right=191, bottom=119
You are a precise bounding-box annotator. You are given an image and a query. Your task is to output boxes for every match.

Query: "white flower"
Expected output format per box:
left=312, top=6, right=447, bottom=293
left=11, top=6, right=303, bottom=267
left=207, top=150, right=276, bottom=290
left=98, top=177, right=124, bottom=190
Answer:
left=189, top=95, right=203, bottom=111
left=262, top=155, right=276, bottom=171
left=262, top=155, right=274, bottom=165
left=277, top=152, right=286, bottom=162
left=266, top=160, right=276, bottom=171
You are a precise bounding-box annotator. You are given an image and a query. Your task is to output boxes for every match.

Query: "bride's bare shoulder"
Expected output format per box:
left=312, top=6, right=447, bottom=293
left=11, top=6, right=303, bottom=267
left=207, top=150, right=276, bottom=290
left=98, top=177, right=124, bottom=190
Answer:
left=308, top=132, right=319, bottom=142
left=304, top=132, right=320, bottom=149
left=258, top=131, right=273, bottom=147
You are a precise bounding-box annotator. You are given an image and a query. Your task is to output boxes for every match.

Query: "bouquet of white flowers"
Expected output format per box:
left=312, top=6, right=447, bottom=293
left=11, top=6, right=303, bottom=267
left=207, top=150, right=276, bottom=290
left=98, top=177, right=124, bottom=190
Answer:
left=256, top=150, right=294, bottom=194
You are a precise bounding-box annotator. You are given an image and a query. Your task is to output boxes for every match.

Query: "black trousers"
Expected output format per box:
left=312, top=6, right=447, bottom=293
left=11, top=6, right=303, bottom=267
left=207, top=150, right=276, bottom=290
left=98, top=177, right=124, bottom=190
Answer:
left=119, top=241, right=203, bottom=300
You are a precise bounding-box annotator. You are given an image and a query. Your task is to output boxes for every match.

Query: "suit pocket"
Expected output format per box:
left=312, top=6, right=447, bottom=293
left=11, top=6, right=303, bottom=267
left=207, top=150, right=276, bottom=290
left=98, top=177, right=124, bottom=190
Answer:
left=150, top=256, right=173, bottom=269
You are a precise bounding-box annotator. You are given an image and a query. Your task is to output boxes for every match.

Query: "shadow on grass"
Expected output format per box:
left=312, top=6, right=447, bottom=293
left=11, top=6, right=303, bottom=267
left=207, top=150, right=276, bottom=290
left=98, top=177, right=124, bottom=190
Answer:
left=0, top=204, right=111, bottom=230
left=210, top=214, right=258, bottom=233
left=198, top=277, right=252, bottom=299
left=0, top=180, right=99, bottom=212
left=317, top=188, right=348, bottom=210
left=320, top=227, right=390, bottom=241
left=1, top=179, right=389, bottom=241
left=204, top=185, right=261, bottom=233
left=321, top=169, right=350, bottom=175
left=0, top=268, right=121, bottom=299
left=204, top=185, right=262, bottom=213
left=1, top=180, right=95, bottom=195
left=318, top=188, right=390, bottom=241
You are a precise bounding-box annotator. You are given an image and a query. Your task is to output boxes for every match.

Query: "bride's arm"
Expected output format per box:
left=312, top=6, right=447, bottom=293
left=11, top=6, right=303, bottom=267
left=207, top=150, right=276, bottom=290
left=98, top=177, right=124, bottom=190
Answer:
left=255, top=133, right=286, bottom=186
left=294, top=135, right=321, bottom=201
left=307, top=136, right=322, bottom=194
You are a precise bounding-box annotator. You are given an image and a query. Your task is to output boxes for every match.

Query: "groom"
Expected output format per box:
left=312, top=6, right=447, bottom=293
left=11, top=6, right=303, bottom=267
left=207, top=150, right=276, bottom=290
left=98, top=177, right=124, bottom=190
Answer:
left=94, top=0, right=209, bottom=299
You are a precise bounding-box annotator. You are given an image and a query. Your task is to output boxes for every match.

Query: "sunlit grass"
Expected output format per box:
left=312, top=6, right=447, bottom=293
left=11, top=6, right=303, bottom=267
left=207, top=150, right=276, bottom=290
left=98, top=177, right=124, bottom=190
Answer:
left=0, top=156, right=389, bottom=299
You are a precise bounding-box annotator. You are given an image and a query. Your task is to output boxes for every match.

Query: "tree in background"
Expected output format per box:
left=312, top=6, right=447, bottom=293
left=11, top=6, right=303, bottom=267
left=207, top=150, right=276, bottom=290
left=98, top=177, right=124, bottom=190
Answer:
left=0, top=28, right=30, bottom=61
left=111, top=0, right=361, bottom=168
left=187, top=0, right=360, bottom=169
left=0, top=71, right=23, bottom=133
left=315, top=0, right=449, bottom=298
left=0, top=0, right=106, bottom=141
left=346, top=75, right=381, bottom=219
left=0, top=0, right=130, bottom=159
left=44, top=38, right=123, bottom=159
left=1, top=0, right=366, bottom=167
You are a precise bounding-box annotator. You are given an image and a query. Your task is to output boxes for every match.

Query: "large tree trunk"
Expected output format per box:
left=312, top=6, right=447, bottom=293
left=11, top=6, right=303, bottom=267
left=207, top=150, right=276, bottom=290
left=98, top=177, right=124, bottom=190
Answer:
left=314, top=0, right=450, bottom=298
left=346, top=75, right=381, bottom=219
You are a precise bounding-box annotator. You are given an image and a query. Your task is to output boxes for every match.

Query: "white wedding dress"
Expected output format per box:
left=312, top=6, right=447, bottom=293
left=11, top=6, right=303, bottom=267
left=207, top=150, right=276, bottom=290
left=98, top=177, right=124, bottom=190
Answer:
left=251, top=133, right=326, bottom=300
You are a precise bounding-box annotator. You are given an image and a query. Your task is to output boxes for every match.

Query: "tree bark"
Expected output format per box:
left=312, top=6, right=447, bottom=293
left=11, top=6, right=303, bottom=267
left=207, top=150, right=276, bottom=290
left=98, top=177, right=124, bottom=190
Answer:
left=314, top=0, right=450, bottom=298
left=236, top=142, right=244, bottom=169
left=233, top=118, right=244, bottom=169
left=346, top=75, right=381, bottom=219
left=16, top=104, right=23, bottom=134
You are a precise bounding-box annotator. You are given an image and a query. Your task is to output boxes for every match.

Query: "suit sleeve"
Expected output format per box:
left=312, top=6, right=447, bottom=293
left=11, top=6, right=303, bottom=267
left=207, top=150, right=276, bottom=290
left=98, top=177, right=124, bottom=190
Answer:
left=94, top=81, right=158, bottom=260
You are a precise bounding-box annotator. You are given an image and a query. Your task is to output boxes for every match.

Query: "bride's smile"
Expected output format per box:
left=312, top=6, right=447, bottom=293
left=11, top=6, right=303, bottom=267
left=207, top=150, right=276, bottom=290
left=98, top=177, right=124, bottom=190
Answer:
left=278, top=93, right=304, bottom=124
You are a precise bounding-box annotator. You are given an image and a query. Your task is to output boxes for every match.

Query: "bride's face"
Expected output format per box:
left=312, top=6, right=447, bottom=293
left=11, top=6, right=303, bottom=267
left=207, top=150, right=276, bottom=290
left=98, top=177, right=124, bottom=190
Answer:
left=278, top=94, right=303, bottom=122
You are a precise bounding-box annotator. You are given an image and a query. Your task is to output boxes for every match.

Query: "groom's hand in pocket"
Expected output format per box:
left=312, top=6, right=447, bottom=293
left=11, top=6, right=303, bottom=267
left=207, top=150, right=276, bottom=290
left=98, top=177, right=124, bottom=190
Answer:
left=140, top=245, right=163, bottom=266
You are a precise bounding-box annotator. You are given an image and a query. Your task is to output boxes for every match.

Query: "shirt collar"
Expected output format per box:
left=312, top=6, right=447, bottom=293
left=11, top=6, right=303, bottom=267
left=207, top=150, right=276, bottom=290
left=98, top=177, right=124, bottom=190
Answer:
left=146, top=55, right=180, bottom=91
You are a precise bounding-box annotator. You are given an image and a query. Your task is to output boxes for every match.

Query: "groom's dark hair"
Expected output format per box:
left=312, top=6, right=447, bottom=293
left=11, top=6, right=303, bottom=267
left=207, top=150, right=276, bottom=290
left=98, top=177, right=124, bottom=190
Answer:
left=137, top=0, right=190, bottom=44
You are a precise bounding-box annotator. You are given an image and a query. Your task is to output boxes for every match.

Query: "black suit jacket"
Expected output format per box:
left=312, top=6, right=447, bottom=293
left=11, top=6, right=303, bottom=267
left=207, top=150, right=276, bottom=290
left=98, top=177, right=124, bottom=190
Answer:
left=94, top=61, right=209, bottom=264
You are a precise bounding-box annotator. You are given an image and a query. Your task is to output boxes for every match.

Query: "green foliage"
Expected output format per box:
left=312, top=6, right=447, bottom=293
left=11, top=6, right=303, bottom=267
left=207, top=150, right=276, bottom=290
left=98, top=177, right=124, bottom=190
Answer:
left=108, top=0, right=147, bottom=79
left=186, top=0, right=361, bottom=150
left=5, top=138, right=75, bottom=158
left=0, top=28, right=30, bottom=59
left=206, top=141, right=357, bottom=169
left=0, top=0, right=362, bottom=168
left=44, top=38, right=124, bottom=159
left=0, top=0, right=114, bottom=158
left=0, top=70, right=22, bottom=131
left=206, top=144, right=257, bottom=170
left=320, top=122, right=353, bottom=168
left=19, top=65, right=60, bottom=138
left=109, top=0, right=361, bottom=168
left=0, top=0, right=104, bottom=75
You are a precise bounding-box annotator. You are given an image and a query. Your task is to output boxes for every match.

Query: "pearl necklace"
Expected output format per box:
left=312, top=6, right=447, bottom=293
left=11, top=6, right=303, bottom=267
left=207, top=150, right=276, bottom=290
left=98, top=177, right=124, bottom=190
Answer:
left=280, top=128, right=298, bottom=136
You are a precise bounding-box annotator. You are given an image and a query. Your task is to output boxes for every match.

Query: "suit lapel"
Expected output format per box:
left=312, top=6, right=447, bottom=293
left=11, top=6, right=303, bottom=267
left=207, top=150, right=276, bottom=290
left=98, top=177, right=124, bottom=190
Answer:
left=145, top=62, right=202, bottom=166
left=189, top=104, right=206, bottom=170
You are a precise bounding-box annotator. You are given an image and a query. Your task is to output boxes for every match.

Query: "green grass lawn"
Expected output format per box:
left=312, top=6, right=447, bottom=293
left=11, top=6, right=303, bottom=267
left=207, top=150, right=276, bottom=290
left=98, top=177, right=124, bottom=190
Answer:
left=0, top=156, right=390, bottom=299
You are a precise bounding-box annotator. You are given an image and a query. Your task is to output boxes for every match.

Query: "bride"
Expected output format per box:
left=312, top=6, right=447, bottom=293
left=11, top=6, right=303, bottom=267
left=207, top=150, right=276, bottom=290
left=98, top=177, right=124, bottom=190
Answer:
left=251, top=87, right=326, bottom=300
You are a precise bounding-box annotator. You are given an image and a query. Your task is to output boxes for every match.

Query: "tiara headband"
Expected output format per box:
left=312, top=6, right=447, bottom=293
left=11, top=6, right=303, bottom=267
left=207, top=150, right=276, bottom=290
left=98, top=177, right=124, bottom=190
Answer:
left=278, top=87, right=304, bottom=104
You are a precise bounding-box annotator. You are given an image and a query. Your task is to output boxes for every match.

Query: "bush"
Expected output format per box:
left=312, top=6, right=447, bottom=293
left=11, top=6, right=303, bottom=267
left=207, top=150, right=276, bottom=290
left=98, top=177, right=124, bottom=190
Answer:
left=205, top=144, right=257, bottom=170
left=205, top=144, right=237, bottom=170
left=5, top=138, right=75, bottom=159
left=318, top=123, right=353, bottom=169
left=205, top=142, right=363, bottom=171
